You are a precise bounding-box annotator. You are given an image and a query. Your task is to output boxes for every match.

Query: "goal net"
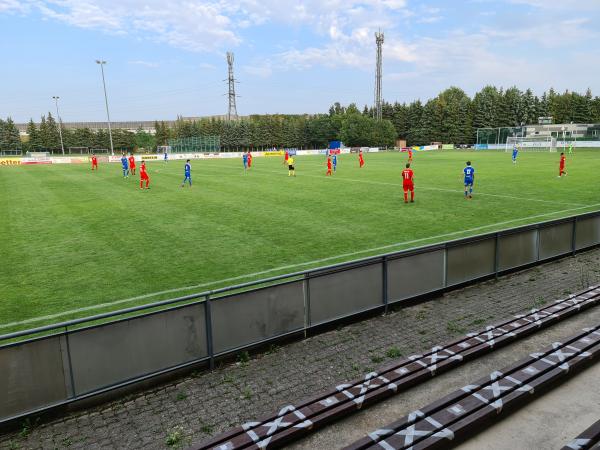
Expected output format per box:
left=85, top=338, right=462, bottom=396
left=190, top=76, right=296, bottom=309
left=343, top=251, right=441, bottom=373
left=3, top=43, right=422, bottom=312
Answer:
left=505, top=136, right=557, bottom=152
left=25, top=151, right=50, bottom=159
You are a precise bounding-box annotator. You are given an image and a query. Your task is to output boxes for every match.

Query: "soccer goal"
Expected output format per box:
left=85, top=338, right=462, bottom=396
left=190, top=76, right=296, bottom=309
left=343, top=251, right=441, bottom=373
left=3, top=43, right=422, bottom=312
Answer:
left=505, top=136, right=558, bottom=152
left=25, top=151, right=50, bottom=159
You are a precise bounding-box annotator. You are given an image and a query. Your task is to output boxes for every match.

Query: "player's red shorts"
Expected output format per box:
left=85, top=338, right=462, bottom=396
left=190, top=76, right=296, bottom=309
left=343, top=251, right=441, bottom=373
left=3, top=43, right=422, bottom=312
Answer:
left=141, top=173, right=149, bottom=180
left=403, top=181, right=414, bottom=192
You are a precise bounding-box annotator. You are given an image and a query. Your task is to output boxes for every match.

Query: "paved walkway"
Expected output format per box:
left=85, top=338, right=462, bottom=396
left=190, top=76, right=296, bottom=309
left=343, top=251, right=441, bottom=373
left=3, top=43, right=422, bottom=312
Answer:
left=2, top=249, right=600, bottom=450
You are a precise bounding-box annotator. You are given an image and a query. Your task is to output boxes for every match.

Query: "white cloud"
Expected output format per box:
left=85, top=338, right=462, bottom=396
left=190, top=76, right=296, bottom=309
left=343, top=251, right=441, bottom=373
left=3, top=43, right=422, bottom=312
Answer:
left=417, top=15, right=442, bottom=23
left=5, top=0, right=599, bottom=106
left=228, top=0, right=408, bottom=29
left=199, top=62, right=217, bottom=70
left=243, top=63, right=273, bottom=78
left=128, top=60, right=159, bottom=68
left=36, top=1, right=123, bottom=30
left=480, top=17, right=599, bottom=48
left=17, top=0, right=240, bottom=52
left=280, top=46, right=363, bottom=69
left=410, top=5, right=444, bottom=23
left=386, top=40, right=417, bottom=62
left=507, top=0, right=600, bottom=10
left=0, top=0, right=30, bottom=13
left=8, top=0, right=412, bottom=54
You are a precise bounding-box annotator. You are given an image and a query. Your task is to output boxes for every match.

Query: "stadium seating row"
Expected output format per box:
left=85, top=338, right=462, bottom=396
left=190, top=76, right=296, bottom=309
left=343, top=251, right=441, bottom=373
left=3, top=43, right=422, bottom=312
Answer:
left=347, top=325, right=600, bottom=449
left=191, top=286, right=600, bottom=449
left=562, top=419, right=600, bottom=450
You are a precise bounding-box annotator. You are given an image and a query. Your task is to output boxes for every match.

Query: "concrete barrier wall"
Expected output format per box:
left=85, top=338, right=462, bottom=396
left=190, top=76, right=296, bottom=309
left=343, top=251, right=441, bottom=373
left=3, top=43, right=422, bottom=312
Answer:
left=387, top=249, right=445, bottom=303
left=68, top=303, right=208, bottom=396
left=211, top=281, right=304, bottom=355
left=2, top=212, right=599, bottom=423
left=576, top=216, right=600, bottom=250
left=309, top=263, right=383, bottom=325
left=0, top=336, right=69, bottom=419
left=446, top=238, right=496, bottom=286
left=498, top=229, right=538, bottom=271
left=539, top=222, right=573, bottom=260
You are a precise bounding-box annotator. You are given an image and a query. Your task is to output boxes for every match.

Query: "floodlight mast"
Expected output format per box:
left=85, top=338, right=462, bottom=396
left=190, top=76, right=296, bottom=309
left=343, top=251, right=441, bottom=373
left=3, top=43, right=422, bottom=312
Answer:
left=95, top=60, right=115, bottom=155
left=374, top=30, right=384, bottom=121
left=52, top=96, right=65, bottom=155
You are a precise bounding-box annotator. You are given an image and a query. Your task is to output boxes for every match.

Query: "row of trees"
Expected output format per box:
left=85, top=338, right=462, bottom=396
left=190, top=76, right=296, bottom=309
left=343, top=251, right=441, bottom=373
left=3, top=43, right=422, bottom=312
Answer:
left=374, top=86, right=600, bottom=146
left=0, top=118, right=21, bottom=152
left=156, top=109, right=397, bottom=150
left=5, top=86, right=600, bottom=152
left=13, top=113, right=155, bottom=153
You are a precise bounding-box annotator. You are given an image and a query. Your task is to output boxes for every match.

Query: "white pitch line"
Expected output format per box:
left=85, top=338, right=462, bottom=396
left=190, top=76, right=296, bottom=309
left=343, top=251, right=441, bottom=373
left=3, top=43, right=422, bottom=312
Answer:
left=216, top=164, right=583, bottom=207
left=3, top=201, right=600, bottom=330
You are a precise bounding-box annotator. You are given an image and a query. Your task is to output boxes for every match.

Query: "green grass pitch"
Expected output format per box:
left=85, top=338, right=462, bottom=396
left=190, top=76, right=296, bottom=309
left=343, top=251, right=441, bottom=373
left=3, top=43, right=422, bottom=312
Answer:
left=1, top=149, right=599, bottom=334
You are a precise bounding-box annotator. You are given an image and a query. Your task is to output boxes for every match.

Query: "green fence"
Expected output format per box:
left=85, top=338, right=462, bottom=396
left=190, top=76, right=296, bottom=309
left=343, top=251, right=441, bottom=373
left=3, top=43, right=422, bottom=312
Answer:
left=167, top=136, right=221, bottom=152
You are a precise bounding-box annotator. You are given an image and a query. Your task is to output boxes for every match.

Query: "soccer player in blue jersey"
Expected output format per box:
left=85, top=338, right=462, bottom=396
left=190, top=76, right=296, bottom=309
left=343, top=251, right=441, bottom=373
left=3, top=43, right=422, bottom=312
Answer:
left=120, top=154, right=129, bottom=178
left=512, top=145, right=519, bottom=164
left=332, top=154, right=337, bottom=172
left=181, top=159, right=192, bottom=187
left=242, top=152, right=248, bottom=172
left=463, top=161, right=475, bottom=199
left=163, top=151, right=168, bottom=163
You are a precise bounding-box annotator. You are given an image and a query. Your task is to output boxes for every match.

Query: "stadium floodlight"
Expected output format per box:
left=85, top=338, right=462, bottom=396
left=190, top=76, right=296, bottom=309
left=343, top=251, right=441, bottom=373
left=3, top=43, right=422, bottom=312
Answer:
left=52, top=96, right=65, bottom=155
left=95, top=60, right=115, bottom=156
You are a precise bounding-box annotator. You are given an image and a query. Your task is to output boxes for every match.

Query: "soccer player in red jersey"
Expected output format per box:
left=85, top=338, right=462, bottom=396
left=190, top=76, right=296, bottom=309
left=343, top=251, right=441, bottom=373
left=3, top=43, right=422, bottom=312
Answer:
left=408, top=149, right=413, bottom=162
left=326, top=156, right=332, bottom=176
left=140, top=161, right=150, bottom=189
left=359, top=150, right=365, bottom=168
left=558, top=152, right=567, bottom=177
left=129, top=154, right=136, bottom=175
left=402, top=163, right=414, bottom=203
left=284, top=150, right=289, bottom=166
left=247, top=151, right=253, bottom=168
left=91, top=154, right=98, bottom=170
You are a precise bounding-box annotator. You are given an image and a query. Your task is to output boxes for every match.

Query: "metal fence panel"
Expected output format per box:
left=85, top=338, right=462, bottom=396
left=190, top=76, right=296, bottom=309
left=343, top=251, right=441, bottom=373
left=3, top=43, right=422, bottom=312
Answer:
left=446, top=239, right=495, bottom=286
left=576, top=216, right=600, bottom=250
left=387, top=250, right=445, bottom=303
left=211, top=281, right=304, bottom=355
left=539, top=222, right=574, bottom=260
left=68, top=303, right=207, bottom=395
left=0, top=336, right=68, bottom=420
left=309, top=263, right=383, bottom=325
left=498, top=230, right=538, bottom=271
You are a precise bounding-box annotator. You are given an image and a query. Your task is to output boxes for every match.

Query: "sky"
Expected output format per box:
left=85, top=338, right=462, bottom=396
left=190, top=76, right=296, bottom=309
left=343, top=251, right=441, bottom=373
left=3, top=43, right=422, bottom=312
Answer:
left=1, top=0, right=599, bottom=122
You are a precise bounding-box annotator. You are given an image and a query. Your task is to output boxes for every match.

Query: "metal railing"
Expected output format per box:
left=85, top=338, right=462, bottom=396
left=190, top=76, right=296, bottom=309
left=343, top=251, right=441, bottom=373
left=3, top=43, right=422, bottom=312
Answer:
left=2, top=211, right=600, bottom=424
